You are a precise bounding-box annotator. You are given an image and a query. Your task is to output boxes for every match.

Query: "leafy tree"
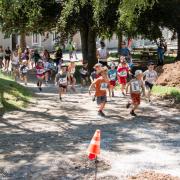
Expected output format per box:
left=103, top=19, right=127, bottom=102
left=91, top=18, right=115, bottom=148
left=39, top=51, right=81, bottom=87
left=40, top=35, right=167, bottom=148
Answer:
left=0, top=0, right=61, bottom=50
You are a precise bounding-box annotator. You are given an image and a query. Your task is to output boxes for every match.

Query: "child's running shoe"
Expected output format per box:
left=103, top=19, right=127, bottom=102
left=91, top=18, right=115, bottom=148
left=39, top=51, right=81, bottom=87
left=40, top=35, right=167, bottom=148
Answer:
left=98, top=110, right=106, bottom=117
left=126, top=102, right=131, bottom=109
left=130, top=110, right=137, bottom=116
left=59, top=97, right=62, bottom=101
left=39, top=87, right=42, bottom=91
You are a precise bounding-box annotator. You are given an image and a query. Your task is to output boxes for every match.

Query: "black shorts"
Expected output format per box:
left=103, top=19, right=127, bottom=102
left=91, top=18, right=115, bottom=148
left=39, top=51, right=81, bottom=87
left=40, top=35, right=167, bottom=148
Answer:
left=81, top=74, right=88, bottom=80
left=5, top=56, right=10, bottom=61
left=59, top=84, right=67, bottom=89
left=97, top=96, right=107, bottom=105
left=145, top=81, right=153, bottom=90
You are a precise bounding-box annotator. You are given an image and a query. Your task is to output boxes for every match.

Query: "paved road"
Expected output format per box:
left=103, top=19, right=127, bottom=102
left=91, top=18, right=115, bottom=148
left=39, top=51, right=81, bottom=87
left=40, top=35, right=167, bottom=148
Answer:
left=0, top=83, right=180, bottom=179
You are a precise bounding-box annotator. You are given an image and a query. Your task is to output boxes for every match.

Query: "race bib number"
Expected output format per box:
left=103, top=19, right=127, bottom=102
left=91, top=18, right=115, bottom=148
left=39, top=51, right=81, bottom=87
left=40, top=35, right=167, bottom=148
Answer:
left=37, top=69, right=44, bottom=74
left=131, top=81, right=140, bottom=92
left=80, top=69, right=87, bottom=75
left=110, top=73, right=116, bottom=80
left=119, top=70, right=127, bottom=77
left=59, top=77, right=67, bottom=84
left=22, top=68, right=28, bottom=73
left=100, top=83, right=108, bottom=90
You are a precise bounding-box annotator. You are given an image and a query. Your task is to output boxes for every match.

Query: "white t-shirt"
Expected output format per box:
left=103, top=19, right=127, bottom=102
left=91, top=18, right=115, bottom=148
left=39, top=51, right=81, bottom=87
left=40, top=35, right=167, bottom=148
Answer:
left=97, top=48, right=108, bottom=60
left=144, top=70, right=157, bottom=84
left=12, top=55, right=19, bottom=65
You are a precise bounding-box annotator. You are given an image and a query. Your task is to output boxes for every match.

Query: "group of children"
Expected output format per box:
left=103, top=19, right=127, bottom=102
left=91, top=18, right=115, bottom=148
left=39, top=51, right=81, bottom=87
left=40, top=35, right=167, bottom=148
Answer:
left=89, top=58, right=158, bottom=117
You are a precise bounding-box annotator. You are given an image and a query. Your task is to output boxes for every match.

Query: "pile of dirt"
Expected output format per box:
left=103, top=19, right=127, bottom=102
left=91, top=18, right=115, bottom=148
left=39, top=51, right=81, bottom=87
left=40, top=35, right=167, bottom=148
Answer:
left=156, top=61, right=180, bottom=87
left=128, top=171, right=180, bottom=180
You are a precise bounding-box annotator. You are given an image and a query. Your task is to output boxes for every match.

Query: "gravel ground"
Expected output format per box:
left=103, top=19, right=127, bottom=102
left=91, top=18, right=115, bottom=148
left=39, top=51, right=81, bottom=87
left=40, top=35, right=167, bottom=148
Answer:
left=0, top=82, right=180, bottom=180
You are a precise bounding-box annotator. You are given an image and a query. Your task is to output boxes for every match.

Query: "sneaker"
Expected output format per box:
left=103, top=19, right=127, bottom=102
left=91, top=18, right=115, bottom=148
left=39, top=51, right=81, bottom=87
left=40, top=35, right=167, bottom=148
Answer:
left=130, top=110, right=137, bottom=116
left=39, top=87, right=42, bottom=91
left=126, top=102, right=131, bottom=109
left=59, top=97, right=62, bottom=101
left=98, top=110, right=106, bottom=117
left=25, top=82, right=27, bottom=86
left=122, top=92, right=126, bottom=96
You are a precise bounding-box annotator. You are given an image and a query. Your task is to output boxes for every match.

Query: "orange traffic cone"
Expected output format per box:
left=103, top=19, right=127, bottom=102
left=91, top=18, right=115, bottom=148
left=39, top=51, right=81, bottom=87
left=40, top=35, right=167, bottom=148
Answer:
left=87, top=129, right=101, bottom=160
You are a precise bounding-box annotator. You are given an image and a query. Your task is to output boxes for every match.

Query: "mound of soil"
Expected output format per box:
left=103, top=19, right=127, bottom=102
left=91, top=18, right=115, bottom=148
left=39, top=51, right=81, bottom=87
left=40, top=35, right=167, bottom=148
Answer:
left=156, top=61, right=180, bottom=87
left=128, top=171, right=180, bottom=180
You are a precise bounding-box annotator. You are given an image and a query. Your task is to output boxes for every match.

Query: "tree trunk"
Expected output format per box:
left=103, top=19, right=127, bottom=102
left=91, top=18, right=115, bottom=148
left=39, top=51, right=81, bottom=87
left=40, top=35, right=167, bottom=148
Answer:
left=80, top=28, right=97, bottom=71
left=177, top=30, right=180, bottom=60
left=117, top=32, right=123, bottom=51
left=20, top=32, right=26, bottom=52
left=87, top=29, right=97, bottom=71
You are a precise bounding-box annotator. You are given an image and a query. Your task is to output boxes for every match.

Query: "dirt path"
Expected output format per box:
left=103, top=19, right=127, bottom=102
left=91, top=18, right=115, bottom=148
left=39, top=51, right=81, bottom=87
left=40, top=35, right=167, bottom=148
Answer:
left=0, top=83, right=180, bottom=180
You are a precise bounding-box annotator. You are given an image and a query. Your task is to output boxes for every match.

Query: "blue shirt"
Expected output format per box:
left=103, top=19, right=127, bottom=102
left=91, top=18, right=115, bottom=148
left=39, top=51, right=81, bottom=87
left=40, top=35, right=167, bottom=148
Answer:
left=108, top=69, right=117, bottom=81
left=118, top=48, right=130, bottom=57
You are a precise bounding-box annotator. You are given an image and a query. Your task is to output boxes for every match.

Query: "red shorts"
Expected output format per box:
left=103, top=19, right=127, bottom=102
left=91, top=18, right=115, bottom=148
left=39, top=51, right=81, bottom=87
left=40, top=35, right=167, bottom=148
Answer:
left=131, top=93, right=140, bottom=105
left=110, top=80, right=116, bottom=87
left=118, top=77, right=127, bottom=85
left=36, top=74, right=44, bottom=79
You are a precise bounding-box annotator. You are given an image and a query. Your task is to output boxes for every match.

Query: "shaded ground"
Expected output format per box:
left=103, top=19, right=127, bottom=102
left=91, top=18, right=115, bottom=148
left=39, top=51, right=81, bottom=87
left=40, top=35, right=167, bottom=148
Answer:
left=0, top=83, right=180, bottom=179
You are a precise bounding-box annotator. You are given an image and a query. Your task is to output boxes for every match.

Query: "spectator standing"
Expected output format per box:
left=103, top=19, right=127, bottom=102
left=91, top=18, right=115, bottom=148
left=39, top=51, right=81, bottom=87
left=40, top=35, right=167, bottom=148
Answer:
left=4, top=46, right=11, bottom=71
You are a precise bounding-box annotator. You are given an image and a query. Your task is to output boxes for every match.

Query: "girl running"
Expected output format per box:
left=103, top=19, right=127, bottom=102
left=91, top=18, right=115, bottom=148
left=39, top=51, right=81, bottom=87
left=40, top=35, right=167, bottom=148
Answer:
left=11, top=50, right=20, bottom=81
left=44, top=59, right=51, bottom=85
left=108, top=62, right=117, bottom=97
left=20, top=60, right=29, bottom=85
left=36, top=60, right=45, bottom=91
left=68, top=59, right=76, bottom=92
left=89, top=67, right=110, bottom=117
left=117, top=56, right=130, bottom=96
left=55, top=64, right=68, bottom=101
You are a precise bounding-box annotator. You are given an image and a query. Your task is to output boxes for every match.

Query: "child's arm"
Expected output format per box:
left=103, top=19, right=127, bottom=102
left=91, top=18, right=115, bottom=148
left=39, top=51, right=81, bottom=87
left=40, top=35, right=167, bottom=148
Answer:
left=141, top=81, right=146, bottom=96
left=89, top=81, right=96, bottom=95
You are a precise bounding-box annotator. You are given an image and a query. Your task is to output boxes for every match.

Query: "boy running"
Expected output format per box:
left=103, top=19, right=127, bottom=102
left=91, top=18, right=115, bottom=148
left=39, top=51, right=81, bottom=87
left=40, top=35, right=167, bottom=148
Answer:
left=20, top=60, right=29, bottom=85
left=117, top=56, right=130, bottom=96
left=126, top=70, right=145, bottom=116
left=55, top=64, right=68, bottom=101
left=36, top=60, right=45, bottom=91
left=89, top=67, right=110, bottom=117
left=108, top=62, right=117, bottom=97
left=143, top=62, right=158, bottom=102
left=79, top=61, right=89, bottom=87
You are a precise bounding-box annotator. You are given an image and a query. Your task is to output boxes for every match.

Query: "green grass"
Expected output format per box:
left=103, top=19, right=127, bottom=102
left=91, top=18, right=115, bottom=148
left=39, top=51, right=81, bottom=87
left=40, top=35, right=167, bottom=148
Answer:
left=152, top=85, right=180, bottom=102
left=0, top=72, right=33, bottom=114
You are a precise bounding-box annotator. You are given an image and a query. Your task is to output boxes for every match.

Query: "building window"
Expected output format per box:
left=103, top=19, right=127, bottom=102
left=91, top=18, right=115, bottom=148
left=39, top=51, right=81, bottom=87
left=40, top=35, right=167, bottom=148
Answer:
left=32, top=34, right=40, bottom=44
left=52, top=32, right=58, bottom=43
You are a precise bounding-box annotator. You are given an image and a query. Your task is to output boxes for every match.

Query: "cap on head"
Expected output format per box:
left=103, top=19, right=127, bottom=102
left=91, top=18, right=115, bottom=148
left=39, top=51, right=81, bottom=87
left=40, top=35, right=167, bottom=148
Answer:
left=93, top=63, right=102, bottom=69
left=61, top=63, right=67, bottom=67
left=38, top=60, right=43, bottom=63
left=135, top=70, right=143, bottom=77
left=148, top=62, right=154, bottom=66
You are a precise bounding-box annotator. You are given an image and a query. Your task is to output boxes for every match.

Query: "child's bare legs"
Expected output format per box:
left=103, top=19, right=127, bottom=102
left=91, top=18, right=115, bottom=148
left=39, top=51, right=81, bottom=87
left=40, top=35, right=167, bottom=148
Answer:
left=121, top=84, right=126, bottom=95
left=45, top=72, right=49, bottom=84
left=24, top=76, right=27, bottom=85
left=99, top=102, right=106, bottom=112
left=59, top=87, right=63, bottom=100
left=71, top=77, right=76, bottom=91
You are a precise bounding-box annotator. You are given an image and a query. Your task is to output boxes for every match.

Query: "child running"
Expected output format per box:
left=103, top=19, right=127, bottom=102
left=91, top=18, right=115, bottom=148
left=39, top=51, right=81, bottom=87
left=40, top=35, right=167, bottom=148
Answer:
left=126, top=70, right=145, bottom=116
left=20, top=60, right=29, bottom=85
left=117, top=56, right=130, bottom=96
left=89, top=67, right=110, bottom=117
left=55, top=64, right=68, bottom=101
left=11, top=50, right=20, bottom=81
left=68, top=59, right=76, bottom=92
left=90, top=63, right=102, bottom=101
left=79, top=61, right=89, bottom=87
left=143, top=62, right=158, bottom=102
left=108, top=62, right=117, bottom=97
left=36, top=60, right=45, bottom=91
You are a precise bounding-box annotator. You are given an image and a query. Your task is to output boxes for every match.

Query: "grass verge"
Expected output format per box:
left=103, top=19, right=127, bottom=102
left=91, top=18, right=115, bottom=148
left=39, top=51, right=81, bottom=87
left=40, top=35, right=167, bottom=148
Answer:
left=152, top=85, right=180, bottom=102
left=0, top=72, right=33, bottom=115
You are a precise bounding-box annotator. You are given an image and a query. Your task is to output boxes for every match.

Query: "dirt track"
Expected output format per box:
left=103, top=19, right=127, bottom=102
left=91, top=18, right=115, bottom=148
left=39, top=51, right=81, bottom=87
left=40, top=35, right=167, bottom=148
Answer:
left=0, top=83, right=180, bottom=179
